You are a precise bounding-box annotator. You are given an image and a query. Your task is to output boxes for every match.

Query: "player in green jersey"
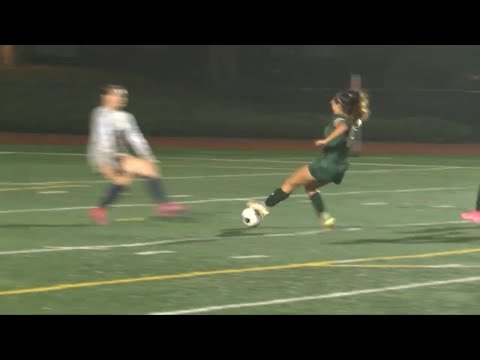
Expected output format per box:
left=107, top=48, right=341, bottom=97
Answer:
left=247, top=89, right=370, bottom=228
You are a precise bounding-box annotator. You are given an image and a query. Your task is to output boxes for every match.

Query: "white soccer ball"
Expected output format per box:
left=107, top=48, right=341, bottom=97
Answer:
left=241, top=208, right=262, bottom=228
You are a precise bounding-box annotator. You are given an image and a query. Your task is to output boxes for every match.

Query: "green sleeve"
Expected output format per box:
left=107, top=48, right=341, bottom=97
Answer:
left=326, top=116, right=348, bottom=147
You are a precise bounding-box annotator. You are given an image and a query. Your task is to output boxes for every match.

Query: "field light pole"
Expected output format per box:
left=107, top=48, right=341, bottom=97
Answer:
left=0, top=45, right=15, bottom=66
left=350, top=74, right=363, bottom=156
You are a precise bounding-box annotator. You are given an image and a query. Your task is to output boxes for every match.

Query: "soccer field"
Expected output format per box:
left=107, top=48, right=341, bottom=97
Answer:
left=0, top=144, right=479, bottom=314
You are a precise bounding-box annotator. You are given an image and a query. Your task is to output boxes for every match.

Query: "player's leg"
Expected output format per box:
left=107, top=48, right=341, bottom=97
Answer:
left=248, top=165, right=315, bottom=216
left=89, top=164, right=133, bottom=225
left=308, top=160, right=348, bottom=228
left=304, top=181, right=335, bottom=228
left=461, top=185, right=480, bottom=223
left=119, top=155, right=187, bottom=215
left=98, top=165, right=132, bottom=208
left=477, top=185, right=480, bottom=211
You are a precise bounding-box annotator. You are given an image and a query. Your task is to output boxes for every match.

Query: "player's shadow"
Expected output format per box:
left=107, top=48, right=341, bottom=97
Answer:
left=218, top=228, right=269, bottom=238
left=217, top=225, right=316, bottom=238
left=394, top=225, right=471, bottom=235
left=334, top=225, right=479, bottom=245
left=254, top=225, right=316, bottom=230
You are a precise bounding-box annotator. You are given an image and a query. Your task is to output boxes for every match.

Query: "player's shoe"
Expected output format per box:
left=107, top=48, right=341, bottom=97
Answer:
left=88, top=207, right=108, bottom=225
left=320, top=212, right=336, bottom=229
left=461, top=210, right=480, bottom=223
left=247, top=200, right=270, bottom=217
left=156, top=203, right=189, bottom=217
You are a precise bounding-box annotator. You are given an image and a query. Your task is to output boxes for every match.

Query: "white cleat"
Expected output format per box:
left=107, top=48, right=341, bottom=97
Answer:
left=247, top=200, right=270, bottom=217
left=320, top=212, right=336, bottom=229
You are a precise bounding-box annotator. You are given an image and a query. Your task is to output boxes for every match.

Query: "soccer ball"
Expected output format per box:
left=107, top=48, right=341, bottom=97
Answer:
left=241, top=208, right=262, bottom=228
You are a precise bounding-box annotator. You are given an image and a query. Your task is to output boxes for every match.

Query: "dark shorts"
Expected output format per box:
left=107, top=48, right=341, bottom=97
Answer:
left=308, top=159, right=348, bottom=185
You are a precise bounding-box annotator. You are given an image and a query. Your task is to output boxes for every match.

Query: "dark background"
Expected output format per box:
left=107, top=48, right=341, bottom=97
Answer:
left=1, top=45, right=479, bottom=142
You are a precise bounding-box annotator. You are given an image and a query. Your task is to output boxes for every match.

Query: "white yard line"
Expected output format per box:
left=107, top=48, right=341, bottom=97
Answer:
left=149, top=276, right=480, bottom=315
left=0, top=173, right=292, bottom=185
left=135, top=251, right=176, bottom=256
left=0, top=187, right=473, bottom=215
left=37, top=191, right=69, bottom=194
left=0, top=219, right=471, bottom=257
left=0, top=166, right=473, bottom=188
left=1, top=151, right=478, bottom=169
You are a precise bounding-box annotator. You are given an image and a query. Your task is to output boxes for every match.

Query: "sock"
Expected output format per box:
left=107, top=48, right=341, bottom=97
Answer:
left=265, top=188, right=290, bottom=208
left=145, top=177, right=168, bottom=204
left=309, top=191, right=326, bottom=216
left=476, top=185, right=480, bottom=211
left=99, top=184, right=124, bottom=208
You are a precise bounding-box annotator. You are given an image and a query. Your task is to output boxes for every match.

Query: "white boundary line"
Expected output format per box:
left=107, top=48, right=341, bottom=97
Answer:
left=135, top=251, right=176, bottom=256
left=0, top=152, right=85, bottom=156
left=0, top=230, right=330, bottom=256
left=0, top=187, right=472, bottom=214
left=0, top=173, right=292, bottom=184
left=0, top=220, right=470, bottom=257
left=0, top=166, right=468, bottom=186
left=37, top=191, right=69, bottom=194
left=1, top=151, right=478, bottom=169
left=149, top=276, right=480, bottom=315
left=0, top=187, right=473, bottom=215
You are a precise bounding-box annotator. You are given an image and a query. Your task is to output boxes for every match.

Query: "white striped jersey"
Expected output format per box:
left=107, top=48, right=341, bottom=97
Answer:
left=87, top=106, right=154, bottom=161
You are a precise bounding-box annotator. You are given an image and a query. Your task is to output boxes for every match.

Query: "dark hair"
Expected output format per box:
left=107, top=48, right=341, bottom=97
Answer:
left=333, top=90, right=370, bottom=122
left=100, top=84, right=128, bottom=97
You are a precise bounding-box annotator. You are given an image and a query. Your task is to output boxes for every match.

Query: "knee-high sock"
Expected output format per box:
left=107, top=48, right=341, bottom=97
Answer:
left=265, top=188, right=290, bottom=208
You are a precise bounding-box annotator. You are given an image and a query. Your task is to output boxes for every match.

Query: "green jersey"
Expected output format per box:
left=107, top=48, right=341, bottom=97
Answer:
left=308, top=115, right=351, bottom=184
left=319, top=114, right=350, bottom=162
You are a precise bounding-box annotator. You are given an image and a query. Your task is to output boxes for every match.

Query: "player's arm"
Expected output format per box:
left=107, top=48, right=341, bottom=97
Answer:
left=346, top=119, right=363, bottom=148
left=314, top=119, right=349, bottom=147
left=125, top=115, right=156, bottom=161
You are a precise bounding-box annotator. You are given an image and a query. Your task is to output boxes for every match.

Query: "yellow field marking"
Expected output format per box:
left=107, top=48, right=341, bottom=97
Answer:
left=328, top=264, right=480, bottom=269
left=0, top=185, right=88, bottom=192
left=1, top=247, right=480, bottom=296
left=115, top=218, right=146, bottom=222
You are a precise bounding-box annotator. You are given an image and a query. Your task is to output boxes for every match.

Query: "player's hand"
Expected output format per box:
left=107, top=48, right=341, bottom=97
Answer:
left=314, top=139, right=328, bottom=147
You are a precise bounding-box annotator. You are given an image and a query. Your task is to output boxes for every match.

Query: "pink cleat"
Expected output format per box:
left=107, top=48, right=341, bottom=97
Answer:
left=461, top=210, right=480, bottom=223
left=156, top=203, right=189, bottom=217
left=88, top=207, right=108, bottom=225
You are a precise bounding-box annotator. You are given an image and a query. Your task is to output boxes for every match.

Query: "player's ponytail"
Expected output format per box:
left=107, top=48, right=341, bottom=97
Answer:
left=355, top=90, right=370, bottom=123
